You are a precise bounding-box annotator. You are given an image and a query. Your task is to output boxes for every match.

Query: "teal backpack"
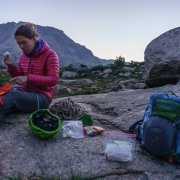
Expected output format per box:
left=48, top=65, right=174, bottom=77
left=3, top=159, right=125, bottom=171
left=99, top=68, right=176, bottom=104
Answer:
left=129, top=92, right=180, bottom=167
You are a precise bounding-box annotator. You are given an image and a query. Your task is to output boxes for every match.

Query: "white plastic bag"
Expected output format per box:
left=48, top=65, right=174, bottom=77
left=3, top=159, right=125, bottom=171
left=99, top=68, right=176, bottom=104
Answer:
left=102, top=131, right=136, bottom=162
left=62, top=120, right=84, bottom=138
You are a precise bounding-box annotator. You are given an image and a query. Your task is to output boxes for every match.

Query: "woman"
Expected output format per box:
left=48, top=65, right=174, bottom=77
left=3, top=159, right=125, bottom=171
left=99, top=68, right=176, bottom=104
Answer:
left=0, top=22, right=59, bottom=119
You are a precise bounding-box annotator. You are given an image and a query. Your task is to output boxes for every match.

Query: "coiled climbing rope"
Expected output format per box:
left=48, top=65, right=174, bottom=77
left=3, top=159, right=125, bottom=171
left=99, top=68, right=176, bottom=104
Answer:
left=49, top=98, right=84, bottom=120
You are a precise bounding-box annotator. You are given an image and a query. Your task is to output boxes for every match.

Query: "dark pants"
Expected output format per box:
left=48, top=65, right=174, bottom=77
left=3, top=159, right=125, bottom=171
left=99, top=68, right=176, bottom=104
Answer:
left=0, top=89, right=51, bottom=116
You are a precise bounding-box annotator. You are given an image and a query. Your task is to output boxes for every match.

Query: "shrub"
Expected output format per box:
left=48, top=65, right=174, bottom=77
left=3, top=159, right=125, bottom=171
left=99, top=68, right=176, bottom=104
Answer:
left=114, top=56, right=125, bottom=67
left=64, top=64, right=76, bottom=71
left=80, top=64, right=87, bottom=67
left=91, top=65, right=105, bottom=71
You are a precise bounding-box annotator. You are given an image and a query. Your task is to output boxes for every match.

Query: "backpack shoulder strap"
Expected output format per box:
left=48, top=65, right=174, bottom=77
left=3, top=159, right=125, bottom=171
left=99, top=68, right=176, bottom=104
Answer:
left=129, top=120, right=142, bottom=133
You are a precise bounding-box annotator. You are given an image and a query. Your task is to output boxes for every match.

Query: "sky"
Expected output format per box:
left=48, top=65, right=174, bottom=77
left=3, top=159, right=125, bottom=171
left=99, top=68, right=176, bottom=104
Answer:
left=0, top=0, right=180, bottom=62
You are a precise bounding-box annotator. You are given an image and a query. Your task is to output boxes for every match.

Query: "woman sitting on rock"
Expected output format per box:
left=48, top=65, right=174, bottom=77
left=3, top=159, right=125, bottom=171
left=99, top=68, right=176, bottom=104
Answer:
left=0, top=22, right=59, bottom=119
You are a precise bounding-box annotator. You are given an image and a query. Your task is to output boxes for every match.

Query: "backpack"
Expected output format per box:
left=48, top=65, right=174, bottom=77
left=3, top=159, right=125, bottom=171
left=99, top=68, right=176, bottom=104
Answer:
left=129, top=92, right=180, bottom=166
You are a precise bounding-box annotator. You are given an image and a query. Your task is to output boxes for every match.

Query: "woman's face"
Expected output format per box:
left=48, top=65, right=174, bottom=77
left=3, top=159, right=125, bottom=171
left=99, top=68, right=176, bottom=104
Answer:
left=15, top=35, right=36, bottom=54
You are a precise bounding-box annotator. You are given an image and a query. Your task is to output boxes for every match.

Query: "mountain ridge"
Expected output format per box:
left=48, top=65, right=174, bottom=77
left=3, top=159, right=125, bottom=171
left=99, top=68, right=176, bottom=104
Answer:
left=0, top=21, right=114, bottom=67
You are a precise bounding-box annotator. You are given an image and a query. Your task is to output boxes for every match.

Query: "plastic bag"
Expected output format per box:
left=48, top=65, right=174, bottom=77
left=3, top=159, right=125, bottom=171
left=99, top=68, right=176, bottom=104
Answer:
left=84, top=126, right=106, bottom=136
left=102, top=131, right=136, bottom=162
left=62, top=120, right=84, bottom=138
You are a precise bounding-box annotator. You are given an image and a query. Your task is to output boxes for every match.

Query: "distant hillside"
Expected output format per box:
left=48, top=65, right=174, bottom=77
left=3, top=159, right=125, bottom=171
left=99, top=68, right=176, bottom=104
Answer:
left=0, top=22, right=114, bottom=67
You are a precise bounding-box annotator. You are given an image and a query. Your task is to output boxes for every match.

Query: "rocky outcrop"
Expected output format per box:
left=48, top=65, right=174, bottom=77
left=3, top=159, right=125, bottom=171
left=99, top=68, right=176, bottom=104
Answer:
left=1, top=83, right=180, bottom=179
left=123, top=67, right=134, bottom=73
left=58, top=63, right=146, bottom=94
left=102, top=69, right=112, bottom=74
left=54, top=85, right=73, bottom=94
left=59, top=78, right=94, bottom=84
left=61, top=71, right=78, bottom=78
left=144, top=27, right=180, bottom=87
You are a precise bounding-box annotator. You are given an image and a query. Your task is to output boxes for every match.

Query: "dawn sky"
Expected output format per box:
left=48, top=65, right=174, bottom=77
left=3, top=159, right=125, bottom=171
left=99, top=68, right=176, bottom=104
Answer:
left=0, top=0, right=179, bottom=62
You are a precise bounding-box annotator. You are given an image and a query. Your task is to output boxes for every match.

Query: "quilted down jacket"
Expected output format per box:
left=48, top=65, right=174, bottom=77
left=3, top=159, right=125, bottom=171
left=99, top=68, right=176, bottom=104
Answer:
left=8, top=42, right=59, bottom=100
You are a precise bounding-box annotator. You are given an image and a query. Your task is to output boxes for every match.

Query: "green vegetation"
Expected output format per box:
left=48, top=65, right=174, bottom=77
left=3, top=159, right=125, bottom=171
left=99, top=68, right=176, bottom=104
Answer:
left=91, top=65, right=106, bottom=71
left=114, top=56, right=125, bottom=67
left=63, top=64, right=76, bottom=71
left=0, top=68, right=11, bottom=85
left=0, top=57, right=145, bottom=98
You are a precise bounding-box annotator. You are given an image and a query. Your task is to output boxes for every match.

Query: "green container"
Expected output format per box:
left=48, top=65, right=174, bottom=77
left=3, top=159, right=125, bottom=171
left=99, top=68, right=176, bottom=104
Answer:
left=82, top=114, right=93, bottom=126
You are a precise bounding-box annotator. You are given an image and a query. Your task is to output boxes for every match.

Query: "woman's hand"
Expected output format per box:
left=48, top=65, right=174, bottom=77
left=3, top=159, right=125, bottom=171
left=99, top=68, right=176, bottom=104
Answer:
left=4, top=54, right=14, bottom=68
left=9, top=76, right=28, bottom=85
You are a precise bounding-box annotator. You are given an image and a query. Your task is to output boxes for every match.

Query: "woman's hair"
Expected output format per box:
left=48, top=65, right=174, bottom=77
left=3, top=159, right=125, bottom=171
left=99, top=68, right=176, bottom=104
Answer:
left=14, top=22, right=38, bottom=39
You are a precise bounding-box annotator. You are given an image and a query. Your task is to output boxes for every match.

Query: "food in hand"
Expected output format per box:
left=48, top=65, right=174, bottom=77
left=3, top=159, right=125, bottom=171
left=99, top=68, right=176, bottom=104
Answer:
left=5, top=51, right=10, bottom=55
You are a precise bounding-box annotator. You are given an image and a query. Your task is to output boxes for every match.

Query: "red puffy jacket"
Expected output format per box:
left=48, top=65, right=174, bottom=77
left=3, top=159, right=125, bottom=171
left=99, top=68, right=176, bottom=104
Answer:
left=8, top=42, right=59, bottom=100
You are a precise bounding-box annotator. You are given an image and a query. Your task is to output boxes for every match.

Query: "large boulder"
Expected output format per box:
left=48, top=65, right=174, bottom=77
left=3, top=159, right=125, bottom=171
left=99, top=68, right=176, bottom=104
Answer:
left=61, top=71, right=78, bottom=78
left=144, top=27, right=180, bottom=87
left=102, top=69, right=112, bottom=74
left=54, top=84, right=73, bottom=94
left=123, top=67, right=134, bottom=73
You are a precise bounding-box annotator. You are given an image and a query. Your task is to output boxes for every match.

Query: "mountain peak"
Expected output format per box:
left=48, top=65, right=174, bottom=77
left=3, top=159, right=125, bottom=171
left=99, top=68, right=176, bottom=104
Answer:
left=0, top=22, right=114, bottom=67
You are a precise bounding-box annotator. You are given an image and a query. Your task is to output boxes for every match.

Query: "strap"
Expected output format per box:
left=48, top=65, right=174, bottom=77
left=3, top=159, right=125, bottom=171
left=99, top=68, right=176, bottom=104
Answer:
left=172, top=118, right=180, bottom=127
left=129, top=120, right=142, bottom=133
left=175, top=154, right=180, bottom=169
